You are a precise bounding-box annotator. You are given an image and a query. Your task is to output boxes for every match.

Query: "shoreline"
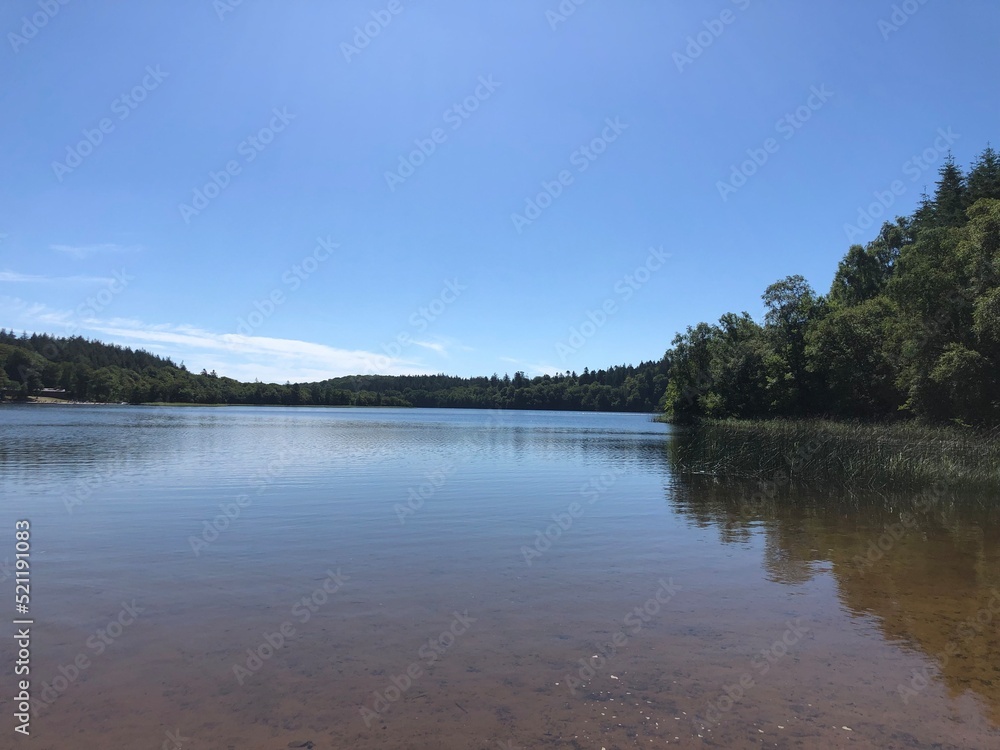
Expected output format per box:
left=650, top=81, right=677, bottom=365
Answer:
left=0, top=400, right=660, bottom=414
left=667, top=417, right=1000, bottom=491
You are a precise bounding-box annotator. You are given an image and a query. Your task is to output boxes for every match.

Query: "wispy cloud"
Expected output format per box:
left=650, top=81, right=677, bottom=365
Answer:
left=1, top=298, right=432, bottom=382
left=86, top=320, right=433, bottom=380
left=412, top=339, right=448, bottom=355
left=50, top=243, right=140, bottom=259
left=0, top=270, right=115, bottom=284
left=410, top=336, right=473, bottom=358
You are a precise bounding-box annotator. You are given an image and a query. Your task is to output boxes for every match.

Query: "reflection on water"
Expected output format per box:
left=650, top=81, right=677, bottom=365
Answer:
left=0, top=405, right=998, bottom=749
left=669, top=473, right=1000, bottom=728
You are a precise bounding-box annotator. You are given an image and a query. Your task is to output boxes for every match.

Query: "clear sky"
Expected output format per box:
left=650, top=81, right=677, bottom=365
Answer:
left=2, top=0, right=998, bottom=382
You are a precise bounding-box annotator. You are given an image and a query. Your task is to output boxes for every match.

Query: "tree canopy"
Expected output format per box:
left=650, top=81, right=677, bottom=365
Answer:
left=663, top=146, right=1000, bottom=427
left=0, top=330, right=668, bottom=413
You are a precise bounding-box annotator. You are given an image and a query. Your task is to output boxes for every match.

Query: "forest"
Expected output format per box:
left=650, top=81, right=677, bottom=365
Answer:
left=0, top=329, right=668, bottom=412
left=3, top=145, right=999, bottom=425
left=663, top=146, right=1000, bottom=427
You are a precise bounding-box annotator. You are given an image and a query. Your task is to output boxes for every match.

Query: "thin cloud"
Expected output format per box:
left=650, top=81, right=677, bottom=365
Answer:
left=0, top=270, right=115, bottom=284
left=3, top=302, right=436, bottom=381
left=86, top=322, right=433, bottom=380
left=411, top=336, right=473, bottom=358
left=50, top=243, right=140, bottom=259
left=412, top=340, right=448, bottom=356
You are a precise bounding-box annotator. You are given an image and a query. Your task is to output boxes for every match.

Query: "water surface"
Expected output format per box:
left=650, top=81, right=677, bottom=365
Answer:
left=0, top=405, right=997, bottom=749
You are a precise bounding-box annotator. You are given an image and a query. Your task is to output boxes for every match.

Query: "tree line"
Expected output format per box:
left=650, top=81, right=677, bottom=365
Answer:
left=0, top=330, right=668, bottom=412
left=664, top=145, right=1000, bottom=426
left=3, top=143, right=999, bottom=424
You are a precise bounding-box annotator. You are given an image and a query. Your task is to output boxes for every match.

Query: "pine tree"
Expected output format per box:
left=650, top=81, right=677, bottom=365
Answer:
left=911, top=191, right=937, bottom=234
left=933, top=153, right=967, bottom=228
left=966, top=145, right=1000, bottom=206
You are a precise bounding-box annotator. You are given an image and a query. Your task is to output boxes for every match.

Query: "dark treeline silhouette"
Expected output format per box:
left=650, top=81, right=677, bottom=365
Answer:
left=664, top=145, right=1000, bottom=427
left=0, top=330, right=668, bottom=412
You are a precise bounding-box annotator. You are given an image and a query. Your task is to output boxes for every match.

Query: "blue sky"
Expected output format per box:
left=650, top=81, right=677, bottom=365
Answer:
left=1, top=0, right=998, bottom=382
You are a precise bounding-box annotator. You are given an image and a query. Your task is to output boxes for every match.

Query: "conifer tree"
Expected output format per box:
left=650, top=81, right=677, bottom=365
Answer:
left=966, top=145, right=1000, bottom=206
left=933, top=153, right=967, bottom=228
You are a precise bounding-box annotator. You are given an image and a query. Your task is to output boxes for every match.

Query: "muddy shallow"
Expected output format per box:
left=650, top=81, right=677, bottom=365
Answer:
left=1, top=406, right=997, bottom=749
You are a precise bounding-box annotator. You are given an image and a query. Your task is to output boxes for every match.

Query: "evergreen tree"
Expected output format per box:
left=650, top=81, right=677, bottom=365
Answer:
left=966, top=145, right=1000, bottom=206
left=933, top=154, right=967, bottom=228
left=911, top=191, right=937, bottom=233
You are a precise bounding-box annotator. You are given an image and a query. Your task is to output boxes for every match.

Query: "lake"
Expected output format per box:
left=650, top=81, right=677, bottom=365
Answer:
left=1, top=405, right=998, bottom=749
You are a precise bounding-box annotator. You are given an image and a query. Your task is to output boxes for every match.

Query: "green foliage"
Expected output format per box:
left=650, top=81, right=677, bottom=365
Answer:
left=806, top=297, right=901, bottom=418
left=966, top=145, right=1000, bottom=206
left=828, top=244, right=892, bottom=307
left=664, top=143, right=1000, bottom=427
left=933, top=153, right=967, bottom=228
left=0, top=330, right=667, bottom=413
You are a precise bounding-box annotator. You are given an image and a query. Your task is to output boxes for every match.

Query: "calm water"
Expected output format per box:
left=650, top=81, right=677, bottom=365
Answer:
left=0, top=405, right=997, bottom=749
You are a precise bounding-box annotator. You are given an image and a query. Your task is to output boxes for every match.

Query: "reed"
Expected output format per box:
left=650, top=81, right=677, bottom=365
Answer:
left=666, top=418, right=1000, bottom=491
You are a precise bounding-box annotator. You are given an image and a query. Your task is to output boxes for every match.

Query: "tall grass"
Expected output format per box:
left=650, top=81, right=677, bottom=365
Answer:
left=667, top=418, right=1000, bottom=491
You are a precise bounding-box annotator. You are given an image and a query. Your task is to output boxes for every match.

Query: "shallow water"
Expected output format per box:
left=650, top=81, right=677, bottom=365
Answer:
left=0, top=405, right=997, bottom=749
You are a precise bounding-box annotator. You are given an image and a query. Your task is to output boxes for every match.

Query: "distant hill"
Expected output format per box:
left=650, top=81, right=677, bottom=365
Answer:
left=0, top=330, right=669, bottom=412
